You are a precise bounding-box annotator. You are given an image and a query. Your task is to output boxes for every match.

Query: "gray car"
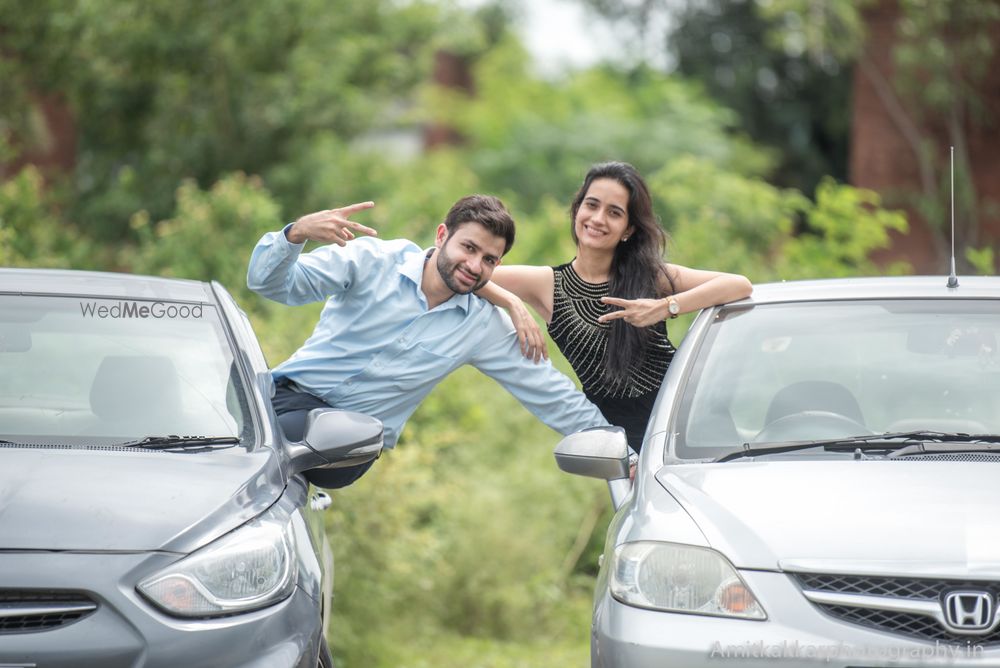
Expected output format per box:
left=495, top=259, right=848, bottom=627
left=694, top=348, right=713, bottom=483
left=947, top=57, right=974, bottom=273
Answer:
left=0, top=268, right=383, bottom=668
left=556, top=276, right=1000, bottom=667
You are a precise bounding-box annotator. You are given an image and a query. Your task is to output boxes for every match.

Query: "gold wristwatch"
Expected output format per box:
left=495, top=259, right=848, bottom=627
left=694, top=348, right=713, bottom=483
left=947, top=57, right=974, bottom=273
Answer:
left=666, top=296, right=680, bottom=319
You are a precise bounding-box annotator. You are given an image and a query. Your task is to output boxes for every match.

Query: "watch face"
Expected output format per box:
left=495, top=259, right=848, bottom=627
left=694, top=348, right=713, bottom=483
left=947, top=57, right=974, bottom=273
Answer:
left=669, top=299, right=680, bottom=314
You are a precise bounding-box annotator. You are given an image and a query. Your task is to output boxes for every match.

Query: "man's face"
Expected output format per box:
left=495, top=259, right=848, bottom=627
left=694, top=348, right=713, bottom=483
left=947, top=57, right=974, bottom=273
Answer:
left=435, top=222, right=506, bottom=294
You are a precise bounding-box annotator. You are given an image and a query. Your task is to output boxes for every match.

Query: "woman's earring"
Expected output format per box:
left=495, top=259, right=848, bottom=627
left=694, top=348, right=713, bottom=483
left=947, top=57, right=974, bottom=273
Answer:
left=621, top=236, right=629, bottom=242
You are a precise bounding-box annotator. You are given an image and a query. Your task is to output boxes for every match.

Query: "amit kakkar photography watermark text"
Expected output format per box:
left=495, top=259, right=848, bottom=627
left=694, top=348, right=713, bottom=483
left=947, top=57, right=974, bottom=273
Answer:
left=709, top=639, right=984, bottom=663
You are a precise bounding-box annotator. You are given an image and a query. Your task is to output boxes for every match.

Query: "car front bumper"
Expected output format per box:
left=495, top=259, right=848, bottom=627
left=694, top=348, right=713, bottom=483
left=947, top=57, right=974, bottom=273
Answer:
left=592, top=570, right=1000, bottom=668
left=0, top=551, right=323, bottom=668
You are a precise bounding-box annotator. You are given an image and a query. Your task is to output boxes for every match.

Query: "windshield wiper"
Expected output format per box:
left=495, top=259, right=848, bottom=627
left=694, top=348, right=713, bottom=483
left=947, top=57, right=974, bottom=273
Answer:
left=117, top=435, right=241, bottom=450
left=717, top=441, right=832, bottom=462
left=716, top=431, right=1000, bottom=462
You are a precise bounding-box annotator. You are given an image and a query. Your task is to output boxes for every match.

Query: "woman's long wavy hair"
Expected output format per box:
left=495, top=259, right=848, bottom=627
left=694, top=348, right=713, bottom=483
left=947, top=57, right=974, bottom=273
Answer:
left=570, top=161, right=672, bottom=385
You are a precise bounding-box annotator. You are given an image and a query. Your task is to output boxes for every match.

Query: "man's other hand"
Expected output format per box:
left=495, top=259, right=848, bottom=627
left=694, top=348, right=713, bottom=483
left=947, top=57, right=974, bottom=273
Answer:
left=287, top=201, right=377, bottom=246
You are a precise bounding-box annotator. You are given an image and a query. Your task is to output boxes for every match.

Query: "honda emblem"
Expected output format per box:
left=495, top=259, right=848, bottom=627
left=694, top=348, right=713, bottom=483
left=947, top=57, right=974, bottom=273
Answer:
left=942, top=591, right=994, bottom=633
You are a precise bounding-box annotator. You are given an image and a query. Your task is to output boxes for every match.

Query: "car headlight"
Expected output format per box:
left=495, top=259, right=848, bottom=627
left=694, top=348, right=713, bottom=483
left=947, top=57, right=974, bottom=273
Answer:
left=137, top=513, right=297, bottom=618
left=609, top=541, right=765, bottom=619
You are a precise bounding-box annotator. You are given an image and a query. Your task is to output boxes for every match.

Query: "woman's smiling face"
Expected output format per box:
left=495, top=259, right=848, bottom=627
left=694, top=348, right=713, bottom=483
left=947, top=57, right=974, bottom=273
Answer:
left=574, top=178, right=632, bottom=252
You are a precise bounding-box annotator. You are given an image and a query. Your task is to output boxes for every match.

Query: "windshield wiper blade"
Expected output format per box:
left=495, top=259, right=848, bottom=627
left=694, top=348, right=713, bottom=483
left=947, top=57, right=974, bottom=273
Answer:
left=888, top=442, right=1000, bottom=458
left=716, top=442, right=830, bottom=462
left=117, top=435, right=241, bottom=449
left=716, top=431, right=1000, bottom=462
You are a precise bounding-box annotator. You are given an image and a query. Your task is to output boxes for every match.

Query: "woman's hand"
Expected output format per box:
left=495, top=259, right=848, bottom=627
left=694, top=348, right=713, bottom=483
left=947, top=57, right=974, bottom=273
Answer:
left=598, top=296, right=668, bottom=328
left=508, top=297, right=549, bottom=363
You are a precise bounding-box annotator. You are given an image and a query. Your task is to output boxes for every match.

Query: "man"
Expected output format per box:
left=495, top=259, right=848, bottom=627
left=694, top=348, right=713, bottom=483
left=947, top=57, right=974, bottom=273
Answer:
left=248, top=194, right=610, bottom=487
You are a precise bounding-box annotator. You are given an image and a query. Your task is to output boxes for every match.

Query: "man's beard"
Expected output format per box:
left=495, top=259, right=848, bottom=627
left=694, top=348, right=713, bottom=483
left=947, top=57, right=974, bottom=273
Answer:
left=436, top=247, right=487, bottom=294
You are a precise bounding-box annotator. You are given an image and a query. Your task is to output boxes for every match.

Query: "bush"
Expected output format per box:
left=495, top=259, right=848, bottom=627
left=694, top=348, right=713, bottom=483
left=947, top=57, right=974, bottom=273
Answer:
left=0, top=167, right=103, bottom=269
left=119, top=172, right=282, bottom=304
left=325, top=368, right=606, bottom=667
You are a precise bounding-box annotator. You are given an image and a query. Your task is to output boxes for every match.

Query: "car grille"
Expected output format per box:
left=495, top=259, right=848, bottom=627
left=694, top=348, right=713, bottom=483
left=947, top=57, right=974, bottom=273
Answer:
left=891, top=453, right=1000, bottom=463
left=792, top=572, right=1000, bottom=645
left=0, top=590, right=98, bottom=633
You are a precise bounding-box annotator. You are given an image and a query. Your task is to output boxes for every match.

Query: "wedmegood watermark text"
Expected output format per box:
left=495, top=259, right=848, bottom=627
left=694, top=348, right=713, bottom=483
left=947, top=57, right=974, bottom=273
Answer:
left=79, top=301, right=204, bottom=319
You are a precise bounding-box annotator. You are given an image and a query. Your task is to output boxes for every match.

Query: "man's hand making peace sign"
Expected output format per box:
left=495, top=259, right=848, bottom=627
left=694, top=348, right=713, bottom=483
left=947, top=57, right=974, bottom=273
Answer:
left=285, top=201, right=378, bottom=246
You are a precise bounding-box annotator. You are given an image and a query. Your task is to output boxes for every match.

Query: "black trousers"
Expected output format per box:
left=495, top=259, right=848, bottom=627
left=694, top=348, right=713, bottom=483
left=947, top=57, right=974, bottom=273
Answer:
left=271, top=379, right=375, bottom=489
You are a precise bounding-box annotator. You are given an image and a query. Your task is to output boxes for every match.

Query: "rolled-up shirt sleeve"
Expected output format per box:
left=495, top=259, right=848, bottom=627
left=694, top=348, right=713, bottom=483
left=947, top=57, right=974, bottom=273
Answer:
left=471, top=309, right=610, bottom=435
left=247, top=226, right=377, bottom=305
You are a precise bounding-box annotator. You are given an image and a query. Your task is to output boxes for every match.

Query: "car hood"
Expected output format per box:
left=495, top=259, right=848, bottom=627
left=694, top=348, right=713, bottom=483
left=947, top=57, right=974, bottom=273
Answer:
left=656, top=460, right=1000, bottom=577
left=0, top=444, right=284, bottom=552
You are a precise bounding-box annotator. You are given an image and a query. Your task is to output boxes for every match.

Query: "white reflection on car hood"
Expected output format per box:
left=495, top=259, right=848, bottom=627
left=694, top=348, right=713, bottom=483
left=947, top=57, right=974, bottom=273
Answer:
left=656, top=460, right=1000, bottom=577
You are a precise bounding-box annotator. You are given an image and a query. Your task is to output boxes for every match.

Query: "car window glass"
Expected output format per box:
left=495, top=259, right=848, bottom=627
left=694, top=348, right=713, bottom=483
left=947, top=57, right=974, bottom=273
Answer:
left=675, top=300, right=1000, bottom=459
left=0, top=295, right=251, bottom=442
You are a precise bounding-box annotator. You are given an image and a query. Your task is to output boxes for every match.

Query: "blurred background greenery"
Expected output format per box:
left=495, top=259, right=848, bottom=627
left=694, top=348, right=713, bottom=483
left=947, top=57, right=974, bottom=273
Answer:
left=2, top=1, right=997, bottom=665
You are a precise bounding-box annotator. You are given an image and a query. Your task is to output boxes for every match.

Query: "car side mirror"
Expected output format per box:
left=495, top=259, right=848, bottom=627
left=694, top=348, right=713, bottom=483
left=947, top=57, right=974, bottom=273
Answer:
left=554, top=426, right=630, bottom=480
left=287, top=408, right=384, bottom=477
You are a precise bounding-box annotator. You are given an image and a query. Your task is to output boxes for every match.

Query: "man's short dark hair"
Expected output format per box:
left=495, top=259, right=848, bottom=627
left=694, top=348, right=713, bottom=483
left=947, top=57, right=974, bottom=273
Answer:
left=443, top=195, right=515, bottom=255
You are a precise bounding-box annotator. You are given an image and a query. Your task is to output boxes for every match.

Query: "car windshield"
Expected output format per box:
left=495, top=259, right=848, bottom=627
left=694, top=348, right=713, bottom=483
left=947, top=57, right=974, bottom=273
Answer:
left=673, top=299, right=1000, bottom=460
left=0, top=294, right=252, bottom=444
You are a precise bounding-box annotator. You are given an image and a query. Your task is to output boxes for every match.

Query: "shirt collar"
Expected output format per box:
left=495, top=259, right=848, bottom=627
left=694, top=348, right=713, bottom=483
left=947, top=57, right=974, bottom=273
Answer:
left=397, top=246, right=471, bottom=313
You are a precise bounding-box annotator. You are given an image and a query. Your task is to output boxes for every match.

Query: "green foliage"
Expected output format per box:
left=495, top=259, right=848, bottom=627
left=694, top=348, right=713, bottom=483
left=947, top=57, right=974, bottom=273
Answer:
left=501, top=197, right=579, bottom=267
left=419, top=37, right=773, bottom=213
left=646, top=158, right=910, bottom=284
left=581, top=0, right=855, bottom=194
left=756, top=0, right=868, bottom=62
left=648, top=155, right=808, bottom=278
left=893, top=0, right=1000, bottom=119
left=585, top=0, right=999, bottom=271
left=265, top=135, right=482, bottom=246
left=758, top=0, right=1000, bottom=269
left=120, top=173, right=281, bottom=302
left=756, top=0, right=1000, bottom=114
left=373, top=631, right=590, bottom=668
left=326, top=368, right=604, bottom=667
left=779, top=178, right=910, bottom=278
left=0, top=0, right=444, bottom=239
left=0, top=166, right=102, bottom=268
left=966, top=247, right=996, bottom=275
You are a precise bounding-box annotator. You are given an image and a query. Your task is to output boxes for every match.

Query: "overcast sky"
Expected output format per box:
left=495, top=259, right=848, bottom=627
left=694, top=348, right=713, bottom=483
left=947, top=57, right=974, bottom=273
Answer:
left=454, top=0, right=631, bottom=73
left=511, top=0, right=673, bottom=74
left=517, top=0, right=620, bottom=72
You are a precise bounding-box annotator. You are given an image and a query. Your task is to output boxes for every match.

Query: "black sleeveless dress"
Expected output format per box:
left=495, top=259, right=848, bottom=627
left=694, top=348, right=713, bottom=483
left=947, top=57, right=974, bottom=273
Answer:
left=547, top=262, right=675, bottom=452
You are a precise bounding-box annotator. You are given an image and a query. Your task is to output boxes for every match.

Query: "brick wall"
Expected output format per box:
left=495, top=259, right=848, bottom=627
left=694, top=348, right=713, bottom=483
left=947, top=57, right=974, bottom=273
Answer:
left=849, top=0, right=1000, bottom=273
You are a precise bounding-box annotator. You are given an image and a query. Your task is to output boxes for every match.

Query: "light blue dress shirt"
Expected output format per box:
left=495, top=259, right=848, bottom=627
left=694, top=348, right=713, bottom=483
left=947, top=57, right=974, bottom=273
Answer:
left=247, top=229, right=610, bottom=447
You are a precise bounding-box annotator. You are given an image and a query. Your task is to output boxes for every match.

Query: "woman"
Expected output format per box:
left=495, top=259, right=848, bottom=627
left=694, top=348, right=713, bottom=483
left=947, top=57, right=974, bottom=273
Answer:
left=481, top=161, right=752, bottom=452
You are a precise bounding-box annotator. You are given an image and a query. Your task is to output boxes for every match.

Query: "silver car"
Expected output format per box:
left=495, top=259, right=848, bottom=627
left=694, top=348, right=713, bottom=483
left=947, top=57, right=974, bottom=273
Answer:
left=556, top=277, right=1000, bottom=667
left=0, top=268, right=382, bottom=668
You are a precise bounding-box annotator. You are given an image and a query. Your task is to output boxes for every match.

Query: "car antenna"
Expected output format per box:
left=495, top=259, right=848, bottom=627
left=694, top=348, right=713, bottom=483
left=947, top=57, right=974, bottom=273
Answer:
left=947, top=145, right=959, bottom=289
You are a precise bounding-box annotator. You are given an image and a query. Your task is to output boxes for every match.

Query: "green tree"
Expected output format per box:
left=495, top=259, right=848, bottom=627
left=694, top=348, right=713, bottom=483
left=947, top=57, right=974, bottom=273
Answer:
left=0, top=0, right=444, bottom=239
left=578, top=0, right=854, bottom=195
left=759, top=0, right=1000, bottom=271
left=579, top=0, right=1000, bottom=272
left=418, top=35, right=773, bottom=217
left=0, top=166, right=101, bottom=268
